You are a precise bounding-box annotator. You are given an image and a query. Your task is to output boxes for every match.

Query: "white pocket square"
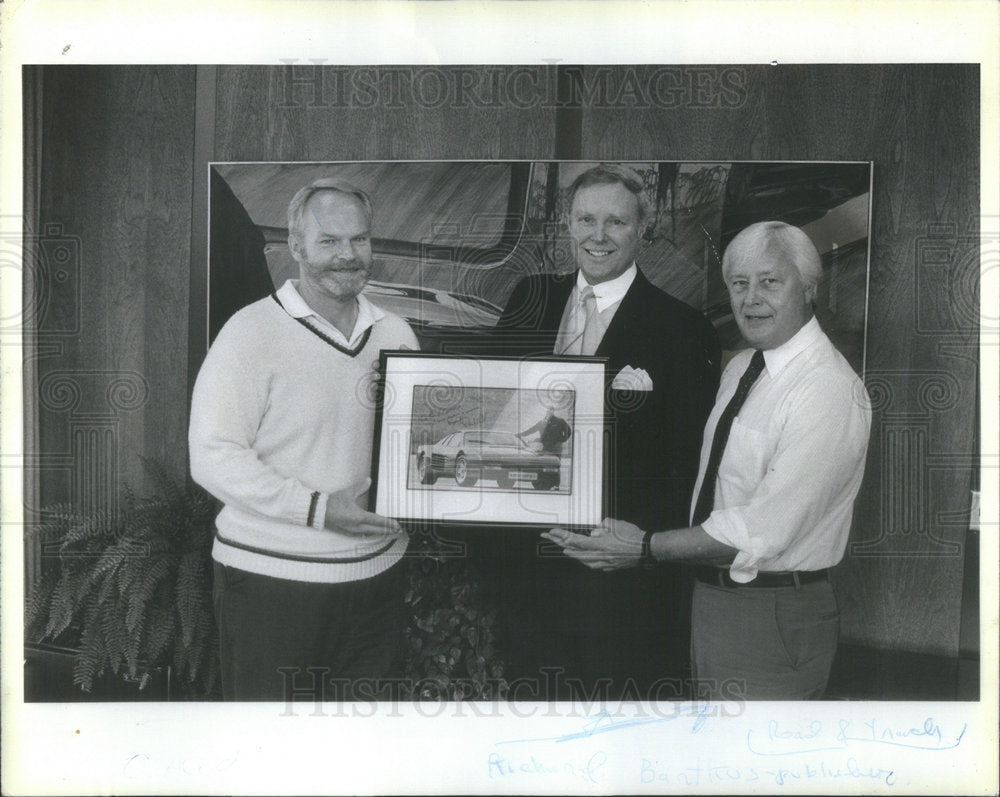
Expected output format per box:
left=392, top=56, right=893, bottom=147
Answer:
left=612, top=366, right=653, bottom=391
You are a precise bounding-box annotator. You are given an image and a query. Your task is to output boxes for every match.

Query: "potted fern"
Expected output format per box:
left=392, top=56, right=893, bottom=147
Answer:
left=25, top=461, right=221, bottom=699
left=402, top=531, right=509, bottom=700
left=26, top=461, right=509, bottom=702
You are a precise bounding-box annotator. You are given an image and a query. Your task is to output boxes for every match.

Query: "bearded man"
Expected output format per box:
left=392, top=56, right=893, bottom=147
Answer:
left=190, top=179, right=418, bottom=701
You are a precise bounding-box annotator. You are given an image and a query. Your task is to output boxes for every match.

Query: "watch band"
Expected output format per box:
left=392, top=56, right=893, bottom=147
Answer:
left=641, top=530, right=655, bottom=567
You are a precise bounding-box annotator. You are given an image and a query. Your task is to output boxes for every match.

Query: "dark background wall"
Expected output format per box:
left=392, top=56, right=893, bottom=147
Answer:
left=30, top=66, right=196, bottom=512
left=27, top=64, right=980, bottom=692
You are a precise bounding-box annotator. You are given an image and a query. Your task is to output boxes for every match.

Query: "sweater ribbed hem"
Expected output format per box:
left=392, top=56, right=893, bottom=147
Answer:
left=211, top=532, right=409, bottom=583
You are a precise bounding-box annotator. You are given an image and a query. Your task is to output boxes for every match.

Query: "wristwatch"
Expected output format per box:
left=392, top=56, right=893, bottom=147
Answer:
left=641, top=530, right=655, bottom=568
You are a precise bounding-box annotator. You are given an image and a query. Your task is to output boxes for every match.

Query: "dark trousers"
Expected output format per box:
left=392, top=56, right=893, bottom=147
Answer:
left=477, top=531, right=691, bottom=701
left=690, top=578, right=840, bottom=700
left=212, top=561, right=405, bottom=702
left=523, top=557, right=691, bottom=700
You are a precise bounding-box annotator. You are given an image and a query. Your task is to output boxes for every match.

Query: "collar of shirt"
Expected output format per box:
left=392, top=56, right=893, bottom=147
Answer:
left=276, top=279, right=385, bottom=348
left=761, top=315, right=824, bottom=376
left=576, top=264, right=637, bottom=313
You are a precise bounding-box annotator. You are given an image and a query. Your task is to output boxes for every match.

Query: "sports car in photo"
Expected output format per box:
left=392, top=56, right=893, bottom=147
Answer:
left=416, top=430, right=561, bottom=490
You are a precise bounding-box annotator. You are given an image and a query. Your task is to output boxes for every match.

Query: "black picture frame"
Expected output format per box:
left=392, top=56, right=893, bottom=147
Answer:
left=371, top=351, right=607, bottom=529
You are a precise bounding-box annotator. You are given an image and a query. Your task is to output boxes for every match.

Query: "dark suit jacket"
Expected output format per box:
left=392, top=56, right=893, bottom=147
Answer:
left=497, top=268, right=721, bottom=529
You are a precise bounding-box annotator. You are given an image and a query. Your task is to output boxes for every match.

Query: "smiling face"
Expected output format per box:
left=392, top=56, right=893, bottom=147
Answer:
left=724, top=245, right=815, bottom=350
left=566, top=182, right=645, bottom=285
left=289, top=191, right=373, bottom=304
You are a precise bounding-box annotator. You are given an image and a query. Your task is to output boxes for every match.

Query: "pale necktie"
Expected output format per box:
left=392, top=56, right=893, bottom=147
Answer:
left=578, top=285, right=601, bottom=356
left=556, top=285, right=599, bottom=356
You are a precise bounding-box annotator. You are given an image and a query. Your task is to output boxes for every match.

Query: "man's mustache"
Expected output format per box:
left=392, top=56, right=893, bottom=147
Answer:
left=323, top=262, right=367, bottom=272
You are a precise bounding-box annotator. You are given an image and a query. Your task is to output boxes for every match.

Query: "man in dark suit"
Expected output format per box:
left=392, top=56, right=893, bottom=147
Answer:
left=517, top=407, right=572, bottom=456
left=493, top=164, right=720, bottom=700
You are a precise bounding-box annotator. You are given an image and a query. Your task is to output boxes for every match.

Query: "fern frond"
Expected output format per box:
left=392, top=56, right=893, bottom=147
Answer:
left=96, top=567, right=118, bottom=605
left=124, top=573, right=173, bottom=677
left=100, top=599, right=129, bottom=676
left=140, top=457, right=177, bottom=498
left=45, top=571, right=87, bottom=640
left=125, top=556, right=173, bottom=635
left=171, top=630, right=191, bottom=679
left=34, top=460, right=223, bottom=699
left=83, top=538, right=133, bottom=590
left=123, top=607, right=143, bottom=677
left=25, top=569, right=60, bottom=639
left=184, top=601, right=215, bottom=683
left=131, top=532, right=173, bottom=557
left=59, top=508, right=118, bottom=549
left=73, top=624, right=103, bottom=692
left=120, top=483, right=138, bottom=518
left=28, top=504, right=79, bottom=536
left=175, top=551, right=205, bottom=647
left=73, top=595, right=108, bottom=692
left=145, top=600, right=178, bottom=667
left=115, top=553, right=145, bottom=596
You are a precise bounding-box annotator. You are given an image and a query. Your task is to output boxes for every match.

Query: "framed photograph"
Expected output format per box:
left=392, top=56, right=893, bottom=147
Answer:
left=6, top=21, right=994, bottom=797
left=372, top=352, right=607, bottom=528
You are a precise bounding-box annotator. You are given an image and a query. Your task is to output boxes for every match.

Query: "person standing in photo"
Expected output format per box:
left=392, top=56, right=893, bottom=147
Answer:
left=189, top=178, right=418, bottom=701
left=545, top=221, right=872, bottom=700
left=492, top=163, right=721, bottom=699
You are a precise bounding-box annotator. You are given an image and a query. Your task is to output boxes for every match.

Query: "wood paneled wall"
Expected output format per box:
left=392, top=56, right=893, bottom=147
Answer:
left=32, top=66, right=196, bottom=511
left=31, top=64, right=979, bottom=661
left=213, top=66, right=559, bottom=161
left=571, top=64, right=980, bottom=655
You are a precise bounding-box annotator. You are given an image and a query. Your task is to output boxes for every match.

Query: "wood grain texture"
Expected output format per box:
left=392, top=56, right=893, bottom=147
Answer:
left=35, top=66, right=197, bottom=503
left=577, top=64, right=979, bottom=656
left=214, top=65, right=559, bottom=162
left=30, top=64, right=979, bottom=664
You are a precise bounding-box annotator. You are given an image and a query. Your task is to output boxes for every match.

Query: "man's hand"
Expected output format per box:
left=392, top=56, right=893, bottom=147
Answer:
left=324, top=478, right=403, bottom=537
left=541, top=518, right=645, bottom=571
left=370, top=342, right=414, bottom=376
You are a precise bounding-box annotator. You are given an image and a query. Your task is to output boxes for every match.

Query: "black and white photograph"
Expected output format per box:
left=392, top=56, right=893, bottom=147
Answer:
left=372, top=352, right=605, bottom=526
left=209, top=158, right=871, bottom=371
left=409, top=384, right=575, bottom=493
left=1, top=2, right=997, bottom=796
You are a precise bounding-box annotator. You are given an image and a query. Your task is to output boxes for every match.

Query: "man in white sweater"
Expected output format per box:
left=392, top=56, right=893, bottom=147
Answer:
left=189, top=178, right=418, bottom=701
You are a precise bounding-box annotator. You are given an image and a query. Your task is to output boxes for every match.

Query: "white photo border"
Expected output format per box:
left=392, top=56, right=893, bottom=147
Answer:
left=2, top=4, right=997, bottom=797
left=373, top=352, right=606, bottom=529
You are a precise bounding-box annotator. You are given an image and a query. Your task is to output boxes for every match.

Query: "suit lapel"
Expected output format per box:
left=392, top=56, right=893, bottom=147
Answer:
left=534, top=274, right=574, bottom=354
left=544, top=274, right=574, bottom=331
left=595, top=269, right=652, bottom=368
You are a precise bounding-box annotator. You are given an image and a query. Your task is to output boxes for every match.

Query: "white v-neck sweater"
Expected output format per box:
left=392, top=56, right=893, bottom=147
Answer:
left=189, top=293, right=418, bottom=582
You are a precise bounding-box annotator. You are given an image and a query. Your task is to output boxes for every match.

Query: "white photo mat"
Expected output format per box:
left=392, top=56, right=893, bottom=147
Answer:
left=373, top=352, right=606, bottom=528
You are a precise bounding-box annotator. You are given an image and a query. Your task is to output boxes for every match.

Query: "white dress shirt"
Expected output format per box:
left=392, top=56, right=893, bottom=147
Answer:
left=691, top=317, right=872, bottom=582
left=554, top=265, right=637, bottom=355
left=276, top=279, right=384, bottom=349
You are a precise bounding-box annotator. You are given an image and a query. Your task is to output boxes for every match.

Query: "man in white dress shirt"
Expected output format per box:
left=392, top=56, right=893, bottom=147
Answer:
left=544, top=220, right=872, bottom=700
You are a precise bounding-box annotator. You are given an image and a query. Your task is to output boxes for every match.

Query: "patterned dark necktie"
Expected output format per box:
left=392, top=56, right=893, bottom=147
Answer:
left=692, top=349, right=766, bottom=525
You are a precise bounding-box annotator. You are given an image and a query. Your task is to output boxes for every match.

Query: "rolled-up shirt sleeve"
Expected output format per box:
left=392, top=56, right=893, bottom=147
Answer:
left=701, top=369, right=871, bottom=581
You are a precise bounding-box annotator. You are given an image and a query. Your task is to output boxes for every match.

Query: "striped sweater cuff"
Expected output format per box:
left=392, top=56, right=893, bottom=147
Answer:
left=307, top=492, right=320, bottom=527
left=307, top=491, right=330, bottom=530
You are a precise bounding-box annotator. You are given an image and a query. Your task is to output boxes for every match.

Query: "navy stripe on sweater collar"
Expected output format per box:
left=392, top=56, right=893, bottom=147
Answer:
left=271, top=292, right=372, bottom=357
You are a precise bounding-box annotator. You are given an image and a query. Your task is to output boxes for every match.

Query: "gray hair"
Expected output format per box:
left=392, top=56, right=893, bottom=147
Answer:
left=287, top=178, right=374, bottom=238
left=564, top=163, right=653, bottom=230
left=722, top=221, right=823, bottom=291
